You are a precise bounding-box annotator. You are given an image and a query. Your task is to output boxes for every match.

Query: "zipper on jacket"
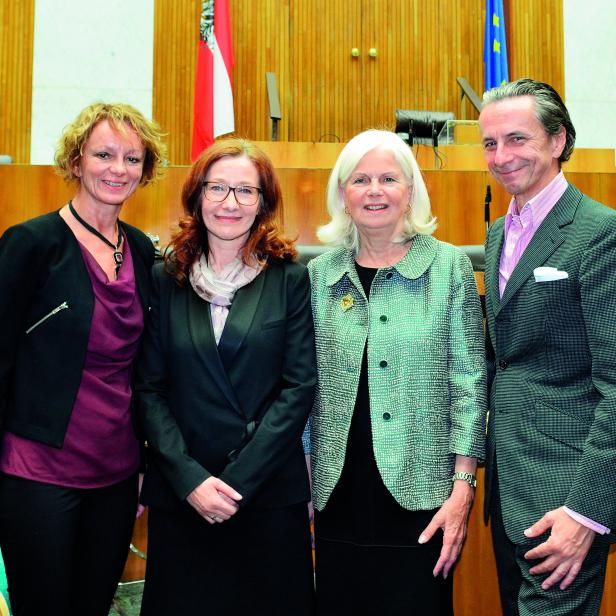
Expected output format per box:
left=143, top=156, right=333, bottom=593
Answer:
left=25, top=301, right=69, bottom=334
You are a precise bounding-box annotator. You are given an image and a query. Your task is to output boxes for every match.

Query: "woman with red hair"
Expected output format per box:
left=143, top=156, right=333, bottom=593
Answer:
left=136, top=138, right=316, bottom=615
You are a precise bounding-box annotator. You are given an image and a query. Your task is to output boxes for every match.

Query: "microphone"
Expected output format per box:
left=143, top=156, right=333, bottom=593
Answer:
left=431, top=120, right=438, bottom=149
left=484, top=185, right=492, bottom=232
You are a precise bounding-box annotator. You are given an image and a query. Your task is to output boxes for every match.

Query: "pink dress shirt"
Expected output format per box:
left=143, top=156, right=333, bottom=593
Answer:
left=498, top=171, right=610, bottom=536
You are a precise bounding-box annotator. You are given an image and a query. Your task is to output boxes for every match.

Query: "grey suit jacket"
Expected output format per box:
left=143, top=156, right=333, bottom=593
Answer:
left=484, top=184, right=616, bottom=544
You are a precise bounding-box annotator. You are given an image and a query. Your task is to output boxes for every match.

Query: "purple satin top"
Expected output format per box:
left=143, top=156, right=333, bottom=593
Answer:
left=0, top=235, right=143, bottom=488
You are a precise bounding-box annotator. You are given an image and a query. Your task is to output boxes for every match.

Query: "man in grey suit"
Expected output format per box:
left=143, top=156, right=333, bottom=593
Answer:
left=480, top=78, right=616, bottom=615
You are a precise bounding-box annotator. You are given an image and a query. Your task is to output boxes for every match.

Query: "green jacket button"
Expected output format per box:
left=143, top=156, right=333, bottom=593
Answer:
left=380, top=315, right=387, bottom=322
left=379, top=360, right=388, bottom=368
left=383, top=412, right=391, bottom=421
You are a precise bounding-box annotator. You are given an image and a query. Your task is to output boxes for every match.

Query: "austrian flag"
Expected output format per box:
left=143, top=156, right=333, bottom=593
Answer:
left=191, top=0, right=235, bottom=160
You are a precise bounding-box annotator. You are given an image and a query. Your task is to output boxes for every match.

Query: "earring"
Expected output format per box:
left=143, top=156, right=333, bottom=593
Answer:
left=344, top=205, right=350, bottom=215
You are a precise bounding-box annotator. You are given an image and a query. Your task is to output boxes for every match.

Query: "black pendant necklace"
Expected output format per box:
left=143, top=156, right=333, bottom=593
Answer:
left=68, top=201, right=123, bottom=274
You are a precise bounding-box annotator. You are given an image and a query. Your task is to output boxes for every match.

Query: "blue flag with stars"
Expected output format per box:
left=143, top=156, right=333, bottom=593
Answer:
left=484, top=0, right=509, bottom=91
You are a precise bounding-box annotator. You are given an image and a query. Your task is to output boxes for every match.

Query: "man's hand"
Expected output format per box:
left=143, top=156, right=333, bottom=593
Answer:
left=524, top=507, right=596, bottom=590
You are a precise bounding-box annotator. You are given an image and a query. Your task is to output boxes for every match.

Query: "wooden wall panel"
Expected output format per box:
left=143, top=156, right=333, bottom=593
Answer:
left=363, top=0, right=486, bottom=131
left=286, top=0, right=487, bottom=142
left=230, top=0, right=290, bottom=142
left=506, top=0, right=565, bottom=97
left=279, top=168, right=331, bottom=244
left=146, top=0, right=564, bottom=151
left=428, top=171, right=494, bottom=246
left=567, top=173, right=616, bottom=210
left=601, top=557, right=616, bottom=616
left=152, top=0, right=201, bottom=165
left=153, top=0, right=291, bottom=162
left=0, top=1, right=34, bottom=163
left=455, top=467, right=502, bottom=615
left=121, top=510, right=148, bottom=582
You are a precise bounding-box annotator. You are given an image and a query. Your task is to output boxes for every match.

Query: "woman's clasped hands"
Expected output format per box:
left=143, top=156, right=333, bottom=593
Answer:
left=187, top=476, right=243, bottom=524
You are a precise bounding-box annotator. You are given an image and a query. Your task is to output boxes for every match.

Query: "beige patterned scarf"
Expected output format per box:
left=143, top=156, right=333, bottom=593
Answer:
left=189, top=253, right=263, bottom=344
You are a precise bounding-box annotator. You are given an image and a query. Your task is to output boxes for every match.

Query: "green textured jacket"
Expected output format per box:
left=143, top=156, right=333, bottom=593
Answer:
left=308, top=235, right=486, bottom=511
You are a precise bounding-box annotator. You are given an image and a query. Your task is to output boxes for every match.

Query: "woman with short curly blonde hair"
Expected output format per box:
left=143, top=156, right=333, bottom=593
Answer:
left=55, top=101, right=166, bottom=185
left=0, top=102, right=166, bottom=616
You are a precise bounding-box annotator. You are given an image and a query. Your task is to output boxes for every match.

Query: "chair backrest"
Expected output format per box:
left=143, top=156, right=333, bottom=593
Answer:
left=296, top=243, right=485, bottom=272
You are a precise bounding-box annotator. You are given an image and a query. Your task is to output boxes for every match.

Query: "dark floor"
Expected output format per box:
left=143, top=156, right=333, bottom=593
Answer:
left=109, top=581, right=144, bottom=616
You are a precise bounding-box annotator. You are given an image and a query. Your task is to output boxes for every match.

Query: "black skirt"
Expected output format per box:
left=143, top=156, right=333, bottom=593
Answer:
left=314, top=438, right=453, bottom=616
left=141, top=502, right=314, bottom=616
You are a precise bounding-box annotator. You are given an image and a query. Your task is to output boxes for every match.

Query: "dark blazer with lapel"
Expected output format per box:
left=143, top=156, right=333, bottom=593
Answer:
left=484, top=184, right=616, bottom=545
left=0, top=210, right=154, bottom=448
left=135, top=259, right=316, bottom=511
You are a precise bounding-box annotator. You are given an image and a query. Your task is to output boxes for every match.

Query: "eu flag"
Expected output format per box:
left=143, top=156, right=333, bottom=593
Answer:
left=484, top=0, right=509, bottom=91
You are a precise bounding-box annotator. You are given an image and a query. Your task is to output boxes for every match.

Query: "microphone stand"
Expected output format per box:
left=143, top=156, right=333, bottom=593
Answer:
left=484, top=185, right=492, bottom=234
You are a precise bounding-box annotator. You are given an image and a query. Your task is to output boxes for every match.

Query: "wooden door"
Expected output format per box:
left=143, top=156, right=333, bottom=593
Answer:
left=288, top=0, right=362, bottom=142
left=362, top=0, right=485, bottom=130
left=286, top=0, right=486, bottom=143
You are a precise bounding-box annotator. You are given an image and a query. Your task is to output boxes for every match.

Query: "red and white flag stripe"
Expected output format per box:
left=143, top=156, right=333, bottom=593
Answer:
left=191, top=0, right=234, bottom=160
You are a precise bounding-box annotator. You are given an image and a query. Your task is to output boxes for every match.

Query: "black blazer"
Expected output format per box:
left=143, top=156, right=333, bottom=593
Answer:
left=0, top=211, right=154, bottom=448
left=135, top=259, right=316, bottom=511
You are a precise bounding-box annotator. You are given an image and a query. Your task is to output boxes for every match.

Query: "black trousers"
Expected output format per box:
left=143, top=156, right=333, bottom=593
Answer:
left=0, top=472, right=138, bottom=616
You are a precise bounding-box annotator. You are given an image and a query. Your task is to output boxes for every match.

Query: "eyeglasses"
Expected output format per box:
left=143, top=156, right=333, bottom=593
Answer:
left=202, top=181, right=262, bottom=206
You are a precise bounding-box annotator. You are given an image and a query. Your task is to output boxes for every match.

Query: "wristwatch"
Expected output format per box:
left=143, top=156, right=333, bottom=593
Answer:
left=452, top=471, right=477, bottom=488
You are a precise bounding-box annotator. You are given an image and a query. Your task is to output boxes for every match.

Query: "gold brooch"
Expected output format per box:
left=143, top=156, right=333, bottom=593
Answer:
left=340, top=294, right=354, bottom=311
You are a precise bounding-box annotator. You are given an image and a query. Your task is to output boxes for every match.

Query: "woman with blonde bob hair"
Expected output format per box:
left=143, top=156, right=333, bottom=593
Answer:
left=0, top=102, right=165, bottom=616
left=309, top=129, right=486, bottom=615
left=318, top=129, right=436, bottom=250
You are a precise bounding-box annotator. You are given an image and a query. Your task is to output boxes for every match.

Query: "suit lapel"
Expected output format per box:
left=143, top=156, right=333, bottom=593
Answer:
left=486, top=218, right=505, bottom=318
left=498, top=215, right=564, bottom=309
left=496, top=184, right=580, bottom=312
left=186, top=286, right=243, bottom=416
left=217, top=268, right=266, bottom=372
